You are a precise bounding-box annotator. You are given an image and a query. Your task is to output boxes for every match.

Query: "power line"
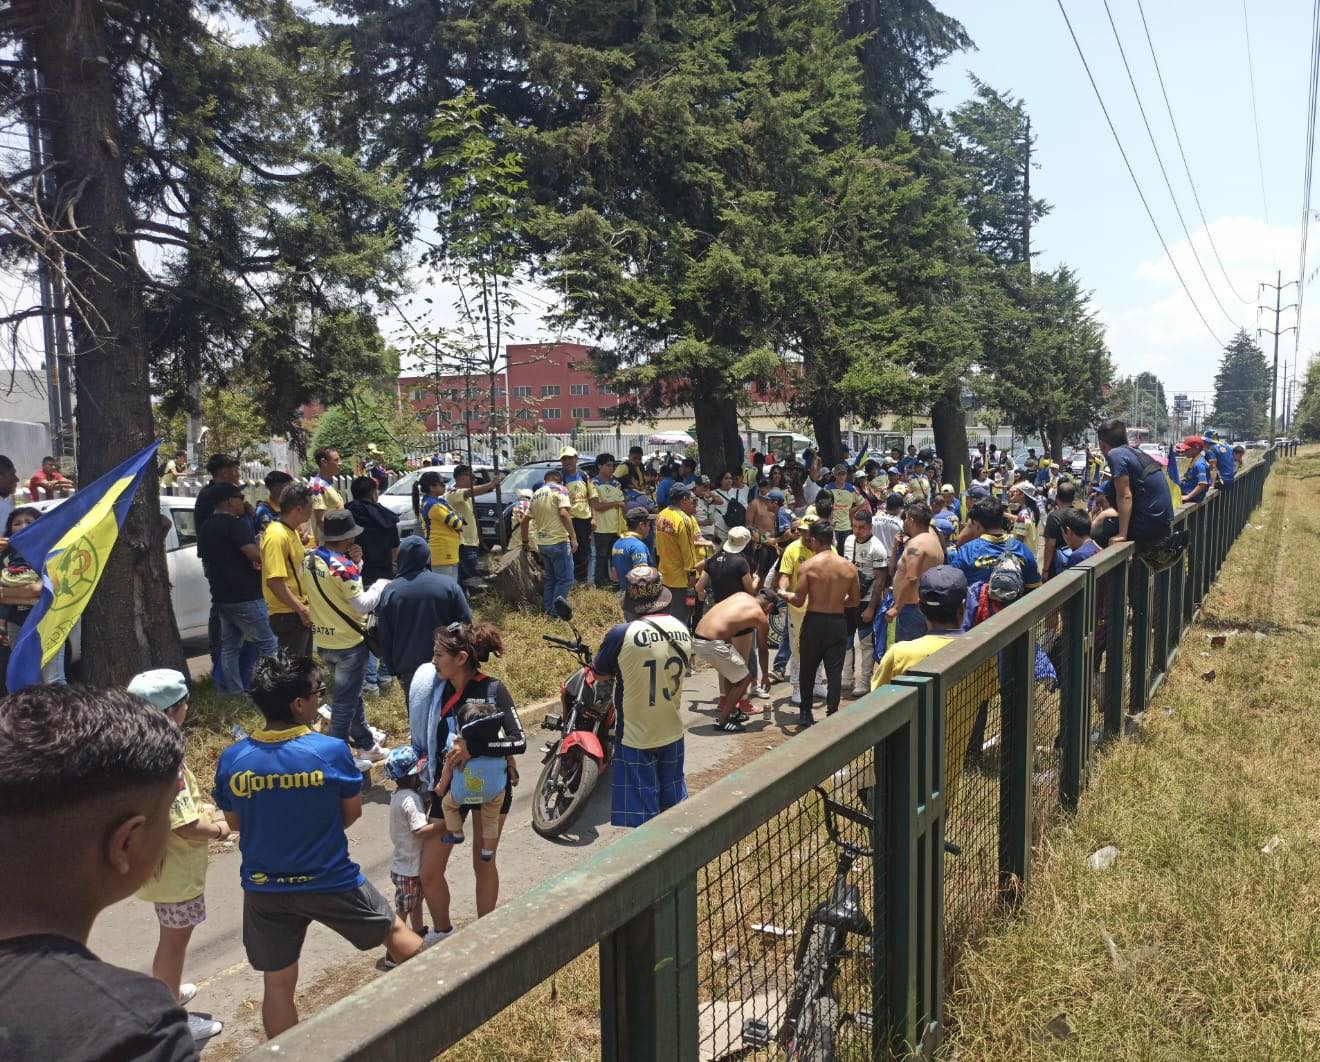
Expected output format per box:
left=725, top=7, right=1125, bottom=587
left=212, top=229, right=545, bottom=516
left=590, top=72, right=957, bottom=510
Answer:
left=1133, top=0, right=1253, bottom=304
left=1297, top=0, right=1320, bottom=355
left=1240, top=0, right=1272, bottom=229
left=1100, top=0, right=1238, bottom=328
left=1053, top=0, right=1225, bottom=348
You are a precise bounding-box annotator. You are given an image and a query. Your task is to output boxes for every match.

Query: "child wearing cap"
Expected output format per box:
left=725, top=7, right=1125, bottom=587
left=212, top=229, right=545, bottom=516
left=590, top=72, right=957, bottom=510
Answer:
left=384, top=747, right=441, bottom=942
left=129, top=668, right=231, bottom=1044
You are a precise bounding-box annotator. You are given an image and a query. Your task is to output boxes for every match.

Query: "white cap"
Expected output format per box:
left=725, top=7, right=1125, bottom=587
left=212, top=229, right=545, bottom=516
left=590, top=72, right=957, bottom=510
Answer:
left=559, top=446, right=578, bottom=459
left=723, top=526, right=752, bottom=553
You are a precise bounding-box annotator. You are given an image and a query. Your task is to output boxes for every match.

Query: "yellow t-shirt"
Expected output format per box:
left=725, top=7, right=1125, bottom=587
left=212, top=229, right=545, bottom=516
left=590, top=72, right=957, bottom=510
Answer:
left=592, top=478, right=625, bottom=535
left=563, top=472, right=593, bottom=520
left=778, top=538, right=811, bottom=619
left=655, top=505, right=699, bottom=589
left=161, top=458, right=181, bottom=487
left=135, top=762, right=209, bottom=904
left=309, top=475, right=345, bottom=545
left=871, top=632, right=993, bottom=808
left=261, top=518, right=308, bottom=615
left=421, top=495, right=463, bottom=567
left=528, top=484, right=571, bottom=546
left=449, top=487, right=480, bottom=548
left=300, top=548, right=366, bottom=650
left=612, top=614, right=693, bottom=749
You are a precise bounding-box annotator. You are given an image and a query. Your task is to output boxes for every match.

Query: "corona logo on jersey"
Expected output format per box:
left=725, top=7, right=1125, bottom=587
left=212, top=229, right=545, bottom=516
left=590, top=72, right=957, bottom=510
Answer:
left=228, top=768, right=327, bottom=799
left=5, top=440, right=160, bottom=692
left=631, top=624, right=692, bottom=649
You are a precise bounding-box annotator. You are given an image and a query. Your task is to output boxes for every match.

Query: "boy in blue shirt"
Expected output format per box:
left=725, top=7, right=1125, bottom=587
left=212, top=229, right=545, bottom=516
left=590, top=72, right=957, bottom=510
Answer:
left=215, top=652, right=422, bottom=1038
left=611, top=507, right=654, bottom=584
left=1179, top=437, right=1211, bottom=504
left=949, top=497, right=1042, bottom=589
left=1059, top=509, right=1100, bottom=569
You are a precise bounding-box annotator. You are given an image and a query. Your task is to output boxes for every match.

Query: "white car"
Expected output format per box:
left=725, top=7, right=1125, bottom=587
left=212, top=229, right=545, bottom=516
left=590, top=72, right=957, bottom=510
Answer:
left=28, top=494, right=211, bottom=655
left=379, top=467, right=450, bottom=535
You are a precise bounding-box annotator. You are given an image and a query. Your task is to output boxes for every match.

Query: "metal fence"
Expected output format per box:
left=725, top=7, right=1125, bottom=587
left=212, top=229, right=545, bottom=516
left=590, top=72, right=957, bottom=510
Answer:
left=253, top=446, right=1288, bottom=1062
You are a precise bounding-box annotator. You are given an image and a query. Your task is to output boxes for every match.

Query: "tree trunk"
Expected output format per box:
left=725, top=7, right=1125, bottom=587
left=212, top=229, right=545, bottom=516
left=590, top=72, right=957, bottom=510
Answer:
left=32, top=0, right=185, bottom=683
left=810, top=407, right=844, bottom=467
left=693, top=387, right=739, bottom=480
left=1046, top=424, right=1066, bottom=463
left=931, top=384, right=969, bottom=490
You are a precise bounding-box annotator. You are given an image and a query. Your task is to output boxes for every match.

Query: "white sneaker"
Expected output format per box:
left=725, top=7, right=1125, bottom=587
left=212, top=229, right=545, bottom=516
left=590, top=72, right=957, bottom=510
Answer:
left=368, top=725, right=388, bottom=745
left=187, top=1014, right=223, bottom=1042
left=357, top=744, right=389, bottom=764
left=422, top=927, right=454, bottom=947
left=789, top=693, right=802, bottom=707
left=177, top=983, right=197, bottom=1007
left=813, top=683, right=828, bottom=699
left=851, top=687, right=870, bottom=698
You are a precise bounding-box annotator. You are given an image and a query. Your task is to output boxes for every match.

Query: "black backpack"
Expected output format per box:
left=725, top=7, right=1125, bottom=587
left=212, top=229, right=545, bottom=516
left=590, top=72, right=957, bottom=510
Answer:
left=717, top=490, right=746, bottom=528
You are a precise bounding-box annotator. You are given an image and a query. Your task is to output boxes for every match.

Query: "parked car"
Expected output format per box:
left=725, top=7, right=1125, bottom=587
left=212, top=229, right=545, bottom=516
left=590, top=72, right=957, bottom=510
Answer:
left=27, top=493, right=211, bottom=660
left=474, top=459, right=598, bottom=547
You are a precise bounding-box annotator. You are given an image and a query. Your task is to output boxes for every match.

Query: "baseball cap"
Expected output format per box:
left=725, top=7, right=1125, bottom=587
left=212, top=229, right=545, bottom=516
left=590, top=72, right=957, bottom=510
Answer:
left=385, top=746, right=426, bottom=781
left=668, top=484, right=692, bottom=502
left=625, top=505, right=653, bottom=523
left=621, top=564, right=672, bottom=619
left=765, top=489, right=785, bottom=503
left=559, top=446, right=578, bottom=459
left=918, top=565, right=968, bottom=610
left=1011, top=481, right=1038, bottom=499
left=127, top=668, right=189, bottom=711
left=1181, top=435, right=1205, bottom=450
left=967, top=484, right=990, bottom=499
left=723, top=526, right=752, bottom=553
left=941, top=483, right=955, bottom=494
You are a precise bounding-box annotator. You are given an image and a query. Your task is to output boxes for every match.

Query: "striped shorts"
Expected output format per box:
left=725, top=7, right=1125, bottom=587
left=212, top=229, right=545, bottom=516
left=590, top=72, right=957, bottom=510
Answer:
left=611, top=739, right=687, bottom=828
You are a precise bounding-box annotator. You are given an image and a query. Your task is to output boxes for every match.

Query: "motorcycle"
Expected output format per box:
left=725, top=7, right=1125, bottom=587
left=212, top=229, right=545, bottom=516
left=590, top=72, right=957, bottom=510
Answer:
left=531, top=596, right=616, bottom=838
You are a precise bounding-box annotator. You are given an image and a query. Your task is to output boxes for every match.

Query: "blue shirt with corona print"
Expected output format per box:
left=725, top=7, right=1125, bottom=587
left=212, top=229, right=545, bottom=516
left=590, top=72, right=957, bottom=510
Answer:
left=214, top=725, right=364, bottom=892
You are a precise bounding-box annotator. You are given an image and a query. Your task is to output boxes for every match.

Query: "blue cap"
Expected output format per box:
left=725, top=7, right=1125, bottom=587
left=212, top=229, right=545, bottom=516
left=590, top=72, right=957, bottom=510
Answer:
left=765, top=489, right=786, bottom=503
left=385, top=746, right=426, bottom=781
left=918, top=565, right=968, bottom=610
left=967, top=484, right=990, bottom=499
left=127, top=669, right=189, bottom=712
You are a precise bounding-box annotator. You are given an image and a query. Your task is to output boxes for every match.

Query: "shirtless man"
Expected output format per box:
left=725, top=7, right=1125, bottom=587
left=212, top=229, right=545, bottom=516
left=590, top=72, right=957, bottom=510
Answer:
left=779, top=522, right=859, bottom=726
left=693, top=589, right=775, bottom=731
left=745, top=488, right=787, bottom=581
left=887, top=501, right=945, bottom=644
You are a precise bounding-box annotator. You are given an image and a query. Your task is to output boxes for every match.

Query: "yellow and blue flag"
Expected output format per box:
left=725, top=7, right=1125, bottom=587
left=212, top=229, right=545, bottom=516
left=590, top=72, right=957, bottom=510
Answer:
left=6, top=440, right=160, bottom=691
left=1166, top=442, right=1183, bottom=509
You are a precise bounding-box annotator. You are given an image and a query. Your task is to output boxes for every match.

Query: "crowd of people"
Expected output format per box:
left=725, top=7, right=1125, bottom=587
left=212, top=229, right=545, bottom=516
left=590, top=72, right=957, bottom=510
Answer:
left=0, top=418, right=1241, bottom=1058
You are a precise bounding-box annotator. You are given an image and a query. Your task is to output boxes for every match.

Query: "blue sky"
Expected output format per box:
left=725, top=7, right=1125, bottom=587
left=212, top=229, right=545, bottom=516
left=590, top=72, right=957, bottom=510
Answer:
left=933, top=0, right=1315, bottom=409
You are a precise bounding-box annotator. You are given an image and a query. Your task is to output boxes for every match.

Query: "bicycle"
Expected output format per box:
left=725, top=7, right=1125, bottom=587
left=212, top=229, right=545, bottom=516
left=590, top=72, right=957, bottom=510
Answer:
left=742, top=786, right=961, bottom=1060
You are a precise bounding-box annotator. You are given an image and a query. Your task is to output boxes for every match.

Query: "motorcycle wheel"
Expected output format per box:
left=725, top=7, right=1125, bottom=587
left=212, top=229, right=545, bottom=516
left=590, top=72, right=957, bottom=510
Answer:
left=788, top=997, right=838, bottom=1062
left=531, top=748, right=600, bottom=838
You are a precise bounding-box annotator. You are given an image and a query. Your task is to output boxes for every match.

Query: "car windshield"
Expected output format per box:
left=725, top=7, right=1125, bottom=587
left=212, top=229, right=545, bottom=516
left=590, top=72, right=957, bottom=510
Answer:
left=496, top=466, right=551, bottom=496
left=384, top=470, right=421, bottom=496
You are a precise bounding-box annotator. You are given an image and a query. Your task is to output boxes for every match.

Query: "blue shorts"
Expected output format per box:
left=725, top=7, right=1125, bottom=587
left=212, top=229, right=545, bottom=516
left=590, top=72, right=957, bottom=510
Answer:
left=611, top=739, right=687, bottom=828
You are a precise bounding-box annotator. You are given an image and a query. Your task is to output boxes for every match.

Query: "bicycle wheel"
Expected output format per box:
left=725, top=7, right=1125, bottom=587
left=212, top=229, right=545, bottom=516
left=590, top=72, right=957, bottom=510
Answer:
left=781, top=925, right=831, bottom=1046
left=789, top=997, right=839, bottom=1062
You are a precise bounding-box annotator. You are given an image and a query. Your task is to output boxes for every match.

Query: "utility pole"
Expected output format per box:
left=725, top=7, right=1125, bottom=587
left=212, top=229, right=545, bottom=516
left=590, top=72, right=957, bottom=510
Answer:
left=1260, top=271, right=1297, bottom=441
left=1022, top=116, right=1032, bottom=267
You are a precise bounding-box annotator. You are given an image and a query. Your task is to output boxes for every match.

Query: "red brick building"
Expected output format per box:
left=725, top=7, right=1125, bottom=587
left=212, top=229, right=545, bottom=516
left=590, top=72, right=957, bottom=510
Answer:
left=397, top=342, right=626, bottom=434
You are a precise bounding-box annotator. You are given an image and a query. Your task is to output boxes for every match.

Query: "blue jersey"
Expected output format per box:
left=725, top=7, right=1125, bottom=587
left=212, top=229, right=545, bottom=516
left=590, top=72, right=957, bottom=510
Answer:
left=656, top=477, right=675, bottom=508
left=1209, top=441, right=1235, bottom=484
left=1063, top=540, right=1100, bottom=569
left=611, top=533, right=652, bottom=583
left=950, top=533, right=1042, bottom=589
left=1180, top=457, right=1210, bottom=499
left=214, top=726, right=364, bottom=892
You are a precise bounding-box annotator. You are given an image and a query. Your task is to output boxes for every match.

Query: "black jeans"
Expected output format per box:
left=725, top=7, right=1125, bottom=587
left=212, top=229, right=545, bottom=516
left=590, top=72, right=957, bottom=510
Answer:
left=797, top=612, right=847, bottom=719
left=594, top=532, right=618, bottom=588
left=572, top=518, right=593, bottom=581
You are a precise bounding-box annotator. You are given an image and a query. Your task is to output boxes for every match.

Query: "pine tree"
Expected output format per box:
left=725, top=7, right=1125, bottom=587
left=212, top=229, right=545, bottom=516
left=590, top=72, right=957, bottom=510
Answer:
left=1211, top=330, right=1270, bottom=440
left=1292, top=356, right=1320, bottom=441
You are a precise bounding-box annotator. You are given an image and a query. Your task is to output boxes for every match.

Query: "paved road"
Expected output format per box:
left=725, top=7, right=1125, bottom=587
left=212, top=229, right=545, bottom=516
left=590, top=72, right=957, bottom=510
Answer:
left=90, top=662, right=784, bottom=1054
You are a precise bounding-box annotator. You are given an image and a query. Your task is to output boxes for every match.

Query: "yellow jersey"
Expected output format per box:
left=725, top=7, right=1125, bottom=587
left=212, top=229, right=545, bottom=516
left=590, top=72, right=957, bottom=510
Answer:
left=655, top=505, right=699, bottom=589
left=135, top=762, right=210, bottom=903
left=260, top=518, right=308, bottom=615
left=592, top=478, right=625, bottom=535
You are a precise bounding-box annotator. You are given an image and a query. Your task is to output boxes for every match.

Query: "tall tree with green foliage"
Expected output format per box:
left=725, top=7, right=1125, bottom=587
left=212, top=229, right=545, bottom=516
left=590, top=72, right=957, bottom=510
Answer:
left=1211, top=329, right=1270, bottom=440
left=1292, top=356, right=1320, bottom=440
left=7, top=0, right=403, bottom=681
left=990, top=266, right=1114, bottom=458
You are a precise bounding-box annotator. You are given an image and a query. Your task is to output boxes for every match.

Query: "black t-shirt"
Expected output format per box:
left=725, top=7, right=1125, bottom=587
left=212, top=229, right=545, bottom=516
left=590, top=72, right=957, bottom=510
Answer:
left=193, top=479, right=226, bottom=530
left=1043, top=507, right=1066, bottom=546
left=705, top=550, right=751, bottom=603
left=198, top=511, right=261, bottom=602
left=0, top=935, right=197, bottom=1061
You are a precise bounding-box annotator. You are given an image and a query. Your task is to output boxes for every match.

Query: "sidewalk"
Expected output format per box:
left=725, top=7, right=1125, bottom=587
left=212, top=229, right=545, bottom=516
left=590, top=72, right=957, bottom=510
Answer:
left=91, top=660, right=811, bottom=1057
left=945, top=449, right=1320, bottom=1060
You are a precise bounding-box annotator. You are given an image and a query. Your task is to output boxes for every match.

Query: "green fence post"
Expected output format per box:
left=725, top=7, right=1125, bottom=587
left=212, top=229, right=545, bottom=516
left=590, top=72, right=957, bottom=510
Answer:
left=600, top=879, right=699, bottom=1062
left=871, top=704, right=920, bottom=1055
left=1169, top=531, right=1186, bottom=652
left=1182, top=508, right=1196, bottom=628
left=998, top=629, right=1035, bottom=902
left=1059, top=580, right=1090, bottom=810
left=1151, top=564, right=1170, bottom=680
left=890, top=675, right=946, bottom=1055
left=1103, top=556, right=1129, bottom=737
left=1128, top=560, right=1151, bottom=713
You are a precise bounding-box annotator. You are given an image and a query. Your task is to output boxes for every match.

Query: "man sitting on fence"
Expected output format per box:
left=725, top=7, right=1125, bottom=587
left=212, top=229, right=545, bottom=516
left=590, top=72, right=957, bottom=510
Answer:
left=1096, top=418, right=1180, bottom=570
left=592, top=566, right=693, bottom=828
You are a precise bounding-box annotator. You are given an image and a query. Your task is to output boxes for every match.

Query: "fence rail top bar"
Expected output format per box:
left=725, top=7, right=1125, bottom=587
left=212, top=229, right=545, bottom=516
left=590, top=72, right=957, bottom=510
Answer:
left=903, top=564, right=1089, bottom=686
left=251, top=685, right=918, bottom=1062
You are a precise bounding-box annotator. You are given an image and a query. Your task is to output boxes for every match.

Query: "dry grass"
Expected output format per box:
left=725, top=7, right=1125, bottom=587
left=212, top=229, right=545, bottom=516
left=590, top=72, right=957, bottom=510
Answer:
left=182, top=584, right=621, bottom=787
left=944, top=447, right=1320, bottom=1060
